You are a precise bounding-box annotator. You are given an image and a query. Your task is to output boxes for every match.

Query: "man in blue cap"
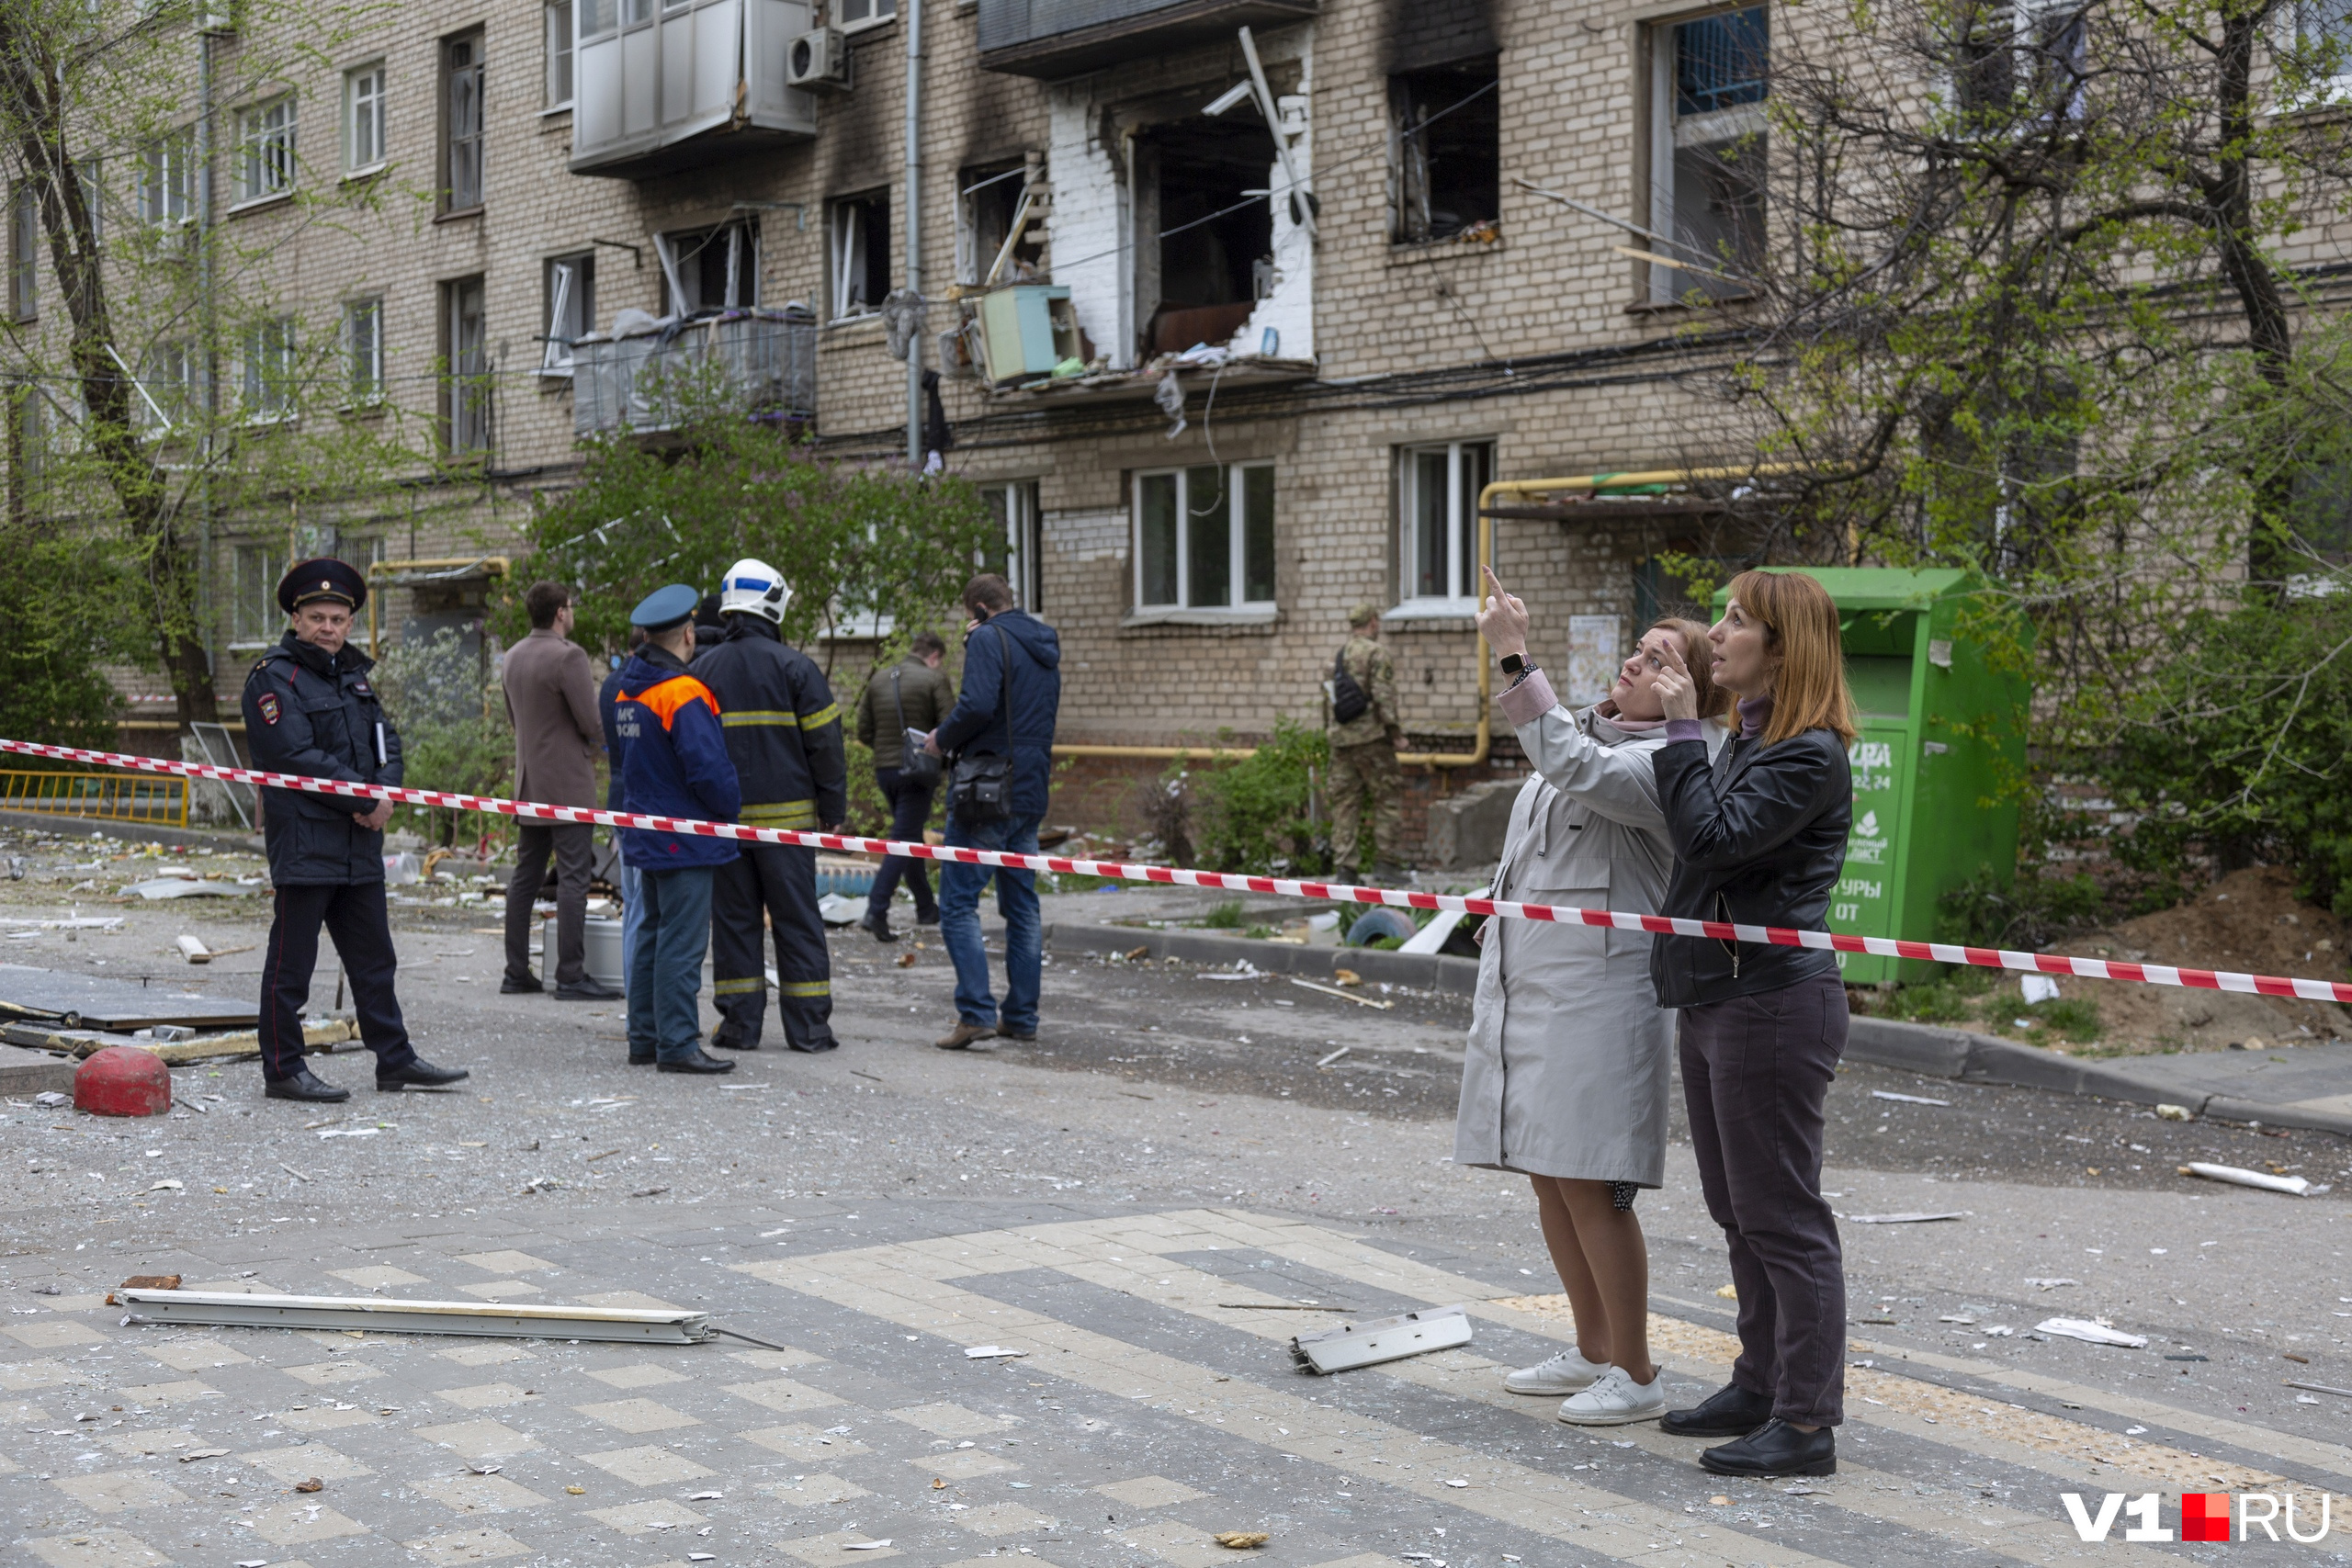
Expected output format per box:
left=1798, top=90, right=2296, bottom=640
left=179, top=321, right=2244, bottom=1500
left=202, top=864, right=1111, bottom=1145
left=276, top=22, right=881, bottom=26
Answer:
left=243, top=558, right=471, bottom=1103
left=608, top=583, right=741, bottom=1075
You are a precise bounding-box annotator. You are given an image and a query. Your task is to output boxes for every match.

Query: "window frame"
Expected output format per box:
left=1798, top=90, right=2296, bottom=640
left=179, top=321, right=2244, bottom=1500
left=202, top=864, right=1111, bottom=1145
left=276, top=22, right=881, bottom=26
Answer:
left=8, top=183, right=38, bottom=323
left=828, top=192, right=890, bottom=321
left=230, top=541, right=284, bottom=647
left=1390, top=439, right=1493, bottom=614
left=1645, top=6, right=1770, bottom=305
left=835, top=0, right=897, bottom=33
left=658, top=220, right=755, bottom=315
left=443, top=32, right=486, bottom=213
left=240, top=314, right=298, bottom=423
left=545, top=0, right=576, bottom=109
left=233, top=94, right=299, bottom=209
left=137, top=339, right=199, bottom=434
left=345, top=297, right=384, bottom=406
left=980, top=479, right=1043, bottom=612
left=344, top=61, right=387, bottom=175
left=139, top=129, right=196, bottom=225
left=1388, top=57, right=1502, bottom=246
left=444, top=274, right=491, bottom=455
left=540, top=251, right=595, bottom=377
left=1131, top=461, right=1277, bottom=615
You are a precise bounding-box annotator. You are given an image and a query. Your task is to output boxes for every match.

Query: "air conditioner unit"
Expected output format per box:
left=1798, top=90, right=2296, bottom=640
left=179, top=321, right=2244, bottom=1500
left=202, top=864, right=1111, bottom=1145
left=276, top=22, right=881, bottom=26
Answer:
left=786, top=27, right=850, bottom=93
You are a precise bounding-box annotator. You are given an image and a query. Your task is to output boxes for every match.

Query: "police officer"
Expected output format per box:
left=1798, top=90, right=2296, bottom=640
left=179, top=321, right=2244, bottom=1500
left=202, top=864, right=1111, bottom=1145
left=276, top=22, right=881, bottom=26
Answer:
left=243, top=559, right=470, bottom=1104
left=692, top=558, right=848, bottom=1053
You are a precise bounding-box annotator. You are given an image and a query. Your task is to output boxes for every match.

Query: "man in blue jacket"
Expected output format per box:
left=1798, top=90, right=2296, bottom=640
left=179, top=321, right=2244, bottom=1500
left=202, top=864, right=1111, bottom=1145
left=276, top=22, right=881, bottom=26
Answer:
left=924, top=573, right=1061, bottom=1050
left=608, top=585, right=741, bottom=1076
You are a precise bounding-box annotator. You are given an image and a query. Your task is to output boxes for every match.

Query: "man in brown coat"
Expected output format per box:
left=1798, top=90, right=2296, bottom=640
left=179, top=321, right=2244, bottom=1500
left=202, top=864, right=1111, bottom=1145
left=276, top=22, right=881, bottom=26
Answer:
left=501, top=581, right=617, bottom=998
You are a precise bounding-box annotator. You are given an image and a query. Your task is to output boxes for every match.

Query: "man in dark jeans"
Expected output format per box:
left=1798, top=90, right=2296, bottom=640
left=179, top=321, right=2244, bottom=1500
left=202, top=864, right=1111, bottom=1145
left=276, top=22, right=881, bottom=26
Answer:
left=923, top=575, right=1061, bottom=1051
left=852, top=630, right=954, bottom=941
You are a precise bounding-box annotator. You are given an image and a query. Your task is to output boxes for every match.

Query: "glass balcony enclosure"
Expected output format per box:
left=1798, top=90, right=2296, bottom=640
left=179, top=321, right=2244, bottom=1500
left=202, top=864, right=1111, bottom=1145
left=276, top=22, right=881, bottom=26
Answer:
left=975, top=0, right=1316, bottom=78
left=571, top=0, right=817, bottom=178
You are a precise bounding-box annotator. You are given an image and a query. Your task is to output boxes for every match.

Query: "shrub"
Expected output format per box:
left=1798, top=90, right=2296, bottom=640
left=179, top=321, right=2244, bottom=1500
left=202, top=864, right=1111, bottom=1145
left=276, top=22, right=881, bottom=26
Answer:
left=1936, top=865, right=2109, bottom=950
left=1201, top=898, right=1246, bottom=929
left=1185, top=716, right=1332, bottom=874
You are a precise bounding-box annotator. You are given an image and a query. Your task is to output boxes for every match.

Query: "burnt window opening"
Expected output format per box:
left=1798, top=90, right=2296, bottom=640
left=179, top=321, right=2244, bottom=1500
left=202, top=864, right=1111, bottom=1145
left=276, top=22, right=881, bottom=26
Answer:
left=1135, top=118, right=1274, bottom=359
left=1390, top=58, right=1499, bottom=244
left=1648, top=6, right=1768, bottom=304
left=959, top=162, right=1045, bottom=287
left=662, top=218, right=760, bottom=315
left=829, top=191, right=890, bottom=321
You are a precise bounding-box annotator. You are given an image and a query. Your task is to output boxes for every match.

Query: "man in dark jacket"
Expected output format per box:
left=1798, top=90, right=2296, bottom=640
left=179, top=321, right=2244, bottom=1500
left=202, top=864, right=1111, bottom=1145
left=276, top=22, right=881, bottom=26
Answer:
left=924, top=574, right=1061, bottom=1051
left=243, top=559, right=469, bottom=1103
left=851, top=629, right=953, bottom=940
left=692, top=558, right=849, bottom=1054
left=610, top=583, right=741, bottom=1075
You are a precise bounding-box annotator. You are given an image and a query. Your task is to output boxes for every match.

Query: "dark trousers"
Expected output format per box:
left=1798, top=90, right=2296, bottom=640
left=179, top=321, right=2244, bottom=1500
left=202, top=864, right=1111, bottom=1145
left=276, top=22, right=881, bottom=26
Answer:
left=503, top=822, right=594, bottom=986
left=258, top=881, right=418, bottom=1083
left=1679, top=970, right=1849, bottom=1427
left=710, top=842, right=837, bottom=1051
left=865, top=766, right=938, bottom=921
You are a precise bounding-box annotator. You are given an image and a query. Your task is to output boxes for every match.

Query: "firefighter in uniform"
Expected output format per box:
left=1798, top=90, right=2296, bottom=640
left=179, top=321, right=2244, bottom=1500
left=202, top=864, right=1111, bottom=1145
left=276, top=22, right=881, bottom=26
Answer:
left=243, top=559, right=471, bottom=1103
left=693, top=558, right=849, bottom=1053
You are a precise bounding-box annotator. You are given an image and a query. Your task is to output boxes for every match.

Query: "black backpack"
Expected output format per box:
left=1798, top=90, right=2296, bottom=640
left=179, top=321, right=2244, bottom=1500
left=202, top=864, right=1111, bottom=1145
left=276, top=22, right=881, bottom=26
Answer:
left=1330, top=646, right=1370, bottom=726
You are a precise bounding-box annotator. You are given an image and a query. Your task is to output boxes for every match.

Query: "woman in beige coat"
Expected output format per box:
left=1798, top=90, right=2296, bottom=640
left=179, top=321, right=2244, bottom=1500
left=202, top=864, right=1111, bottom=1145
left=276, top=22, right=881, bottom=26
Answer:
left=1454, top=566, right=1726, bottom=1425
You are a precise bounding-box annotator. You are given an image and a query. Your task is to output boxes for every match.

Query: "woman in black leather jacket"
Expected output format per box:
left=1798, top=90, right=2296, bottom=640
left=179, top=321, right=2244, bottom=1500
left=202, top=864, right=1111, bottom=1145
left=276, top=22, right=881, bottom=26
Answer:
left=1649, top=569, right=1855, bottom=1480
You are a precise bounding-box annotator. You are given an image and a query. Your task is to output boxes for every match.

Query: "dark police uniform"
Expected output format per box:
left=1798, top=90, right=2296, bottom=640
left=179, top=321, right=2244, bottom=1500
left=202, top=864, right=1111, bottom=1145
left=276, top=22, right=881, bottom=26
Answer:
left=693, top=615, right=847, bottom=1052
left=243, top=559, right=467, bottom=1100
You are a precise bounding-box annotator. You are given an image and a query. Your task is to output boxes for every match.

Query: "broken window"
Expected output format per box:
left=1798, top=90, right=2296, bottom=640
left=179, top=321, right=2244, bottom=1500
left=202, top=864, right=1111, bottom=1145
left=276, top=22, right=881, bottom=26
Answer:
left=829, top=192, right=889, bottom=320
left=1647, top=6, right=1767, bottom=303
left=958, top=161, right=1044, bottom=287
left=1135, top=462, right=1275, bottom=612
left=661, top=220, right=755, bottom=314
left=1397, top=440, right=1492, bottom=606
left=1955, top=0, right=2086, bottom=122
left=1390, top=58, right=1499, bottom=244
left=1134, top=119, right=1273, bottom=358
left=542, top=252, right=595, bottom=375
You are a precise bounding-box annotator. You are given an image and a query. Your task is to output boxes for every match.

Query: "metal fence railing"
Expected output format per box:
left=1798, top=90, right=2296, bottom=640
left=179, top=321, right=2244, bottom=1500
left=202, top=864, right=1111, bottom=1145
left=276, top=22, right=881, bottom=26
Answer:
left=0, top=770, right=189, bottom=827
left=571, top=310, right=818, bottom=440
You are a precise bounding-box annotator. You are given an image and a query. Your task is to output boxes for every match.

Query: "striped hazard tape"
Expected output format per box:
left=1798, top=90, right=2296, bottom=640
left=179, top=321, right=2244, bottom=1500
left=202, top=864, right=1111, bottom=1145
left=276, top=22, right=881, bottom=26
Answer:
left=5, top=735, right=2346, bottom=1005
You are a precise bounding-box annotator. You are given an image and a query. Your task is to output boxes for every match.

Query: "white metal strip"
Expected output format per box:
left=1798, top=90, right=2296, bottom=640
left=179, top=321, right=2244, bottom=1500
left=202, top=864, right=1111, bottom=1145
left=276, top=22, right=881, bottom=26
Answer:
left=119, top=1289, right=715, bottom=1344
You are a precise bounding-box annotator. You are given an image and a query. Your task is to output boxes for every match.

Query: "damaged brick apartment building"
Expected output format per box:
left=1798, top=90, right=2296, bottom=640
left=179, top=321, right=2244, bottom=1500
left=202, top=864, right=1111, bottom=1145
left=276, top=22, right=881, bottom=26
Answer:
left=37, top=0, right=1780, bottom=863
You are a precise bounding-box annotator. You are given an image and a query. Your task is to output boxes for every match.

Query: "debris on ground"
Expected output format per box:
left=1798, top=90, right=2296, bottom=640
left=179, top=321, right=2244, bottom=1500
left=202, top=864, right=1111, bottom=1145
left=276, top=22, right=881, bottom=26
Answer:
left=1871, top=1090, right=1951, bottom=1106
left=2035, top=1317, right=2149, bottom=1348
left=2179, top=1161, right=2317, bottom=1196
left=1293, top=1304, right=1471, bottom=1374
left=2155, top=1103, right=2193, bottom=1121
left=1291, top=977, right=1392, bottom=1010
left=1840, top=1211, right=1969, bottom=1224
left=1214, top=1532, right=1269, bottom=1549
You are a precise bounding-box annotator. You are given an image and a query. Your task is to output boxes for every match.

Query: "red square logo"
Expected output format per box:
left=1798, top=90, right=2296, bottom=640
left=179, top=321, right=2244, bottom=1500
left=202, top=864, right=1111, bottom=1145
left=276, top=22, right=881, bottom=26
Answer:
left=2182, top=1492, right=2232, bottom=1541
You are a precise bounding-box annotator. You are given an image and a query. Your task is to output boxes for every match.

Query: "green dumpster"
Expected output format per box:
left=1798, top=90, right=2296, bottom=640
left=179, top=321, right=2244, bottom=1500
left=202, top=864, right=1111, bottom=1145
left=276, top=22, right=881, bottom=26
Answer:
left=1713, top=568, right=2030, bottom=985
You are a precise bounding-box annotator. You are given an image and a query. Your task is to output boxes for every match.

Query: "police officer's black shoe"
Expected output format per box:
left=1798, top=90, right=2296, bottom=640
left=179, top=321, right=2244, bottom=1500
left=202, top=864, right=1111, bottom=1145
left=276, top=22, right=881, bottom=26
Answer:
left=554, top=977, right=621, bottom=1001
left=789, top=1037, right=840, bottom=1054
left=377, top=1058, right=471, bottom=1092
left=657, top=1049, right=736, bottom=1075
left=266, top=1068, right=349, bottom=1103
left=710, top=1025, right=758, bottom=1052
left=500, top=975, right=543, bottom=995
left=914, top=908, right=941, bottom=927
left=858, top=913, right=898, bottom=943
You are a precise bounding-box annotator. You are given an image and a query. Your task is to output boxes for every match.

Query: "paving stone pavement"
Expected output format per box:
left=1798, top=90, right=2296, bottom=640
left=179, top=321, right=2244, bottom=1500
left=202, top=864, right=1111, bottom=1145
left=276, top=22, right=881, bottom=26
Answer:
left=7, top=1198, right=2352, bottom=1567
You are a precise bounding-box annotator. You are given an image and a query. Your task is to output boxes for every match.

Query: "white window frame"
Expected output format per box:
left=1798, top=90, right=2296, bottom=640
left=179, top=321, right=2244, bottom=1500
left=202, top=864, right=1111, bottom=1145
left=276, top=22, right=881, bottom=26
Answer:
left=1131, top=461, right=1276, bottom=615
left=540, top=252, right=594, bottom=376
left=229, top=542, right=283, bottom=647
left=8, top=184, right=37, bottom=323
left=344, top=62, right=386, bottom=174
left=136, top=340, right=198, bottom=433
left=545, top=0, right=576, bottom=109
left=345, top=297, right=384, bottom=405
left=1646, top=8, right=1768, bottom=304
left=139, top=129, right=195, bottom=225
left=241, top=315, right=297, bottom=423
left=1391, top=439, right=1492, bottom=615
left=445, top=34, right=485, bottom=212
left=234, top=95, right=298, bottom=208
left=835, top=0, right=896, bottom=32
left=2293, top=0, right=2352, bottom=98
left=828, top=193, right=886, bottom=321
left=980, top=479, right=1042, bottom=612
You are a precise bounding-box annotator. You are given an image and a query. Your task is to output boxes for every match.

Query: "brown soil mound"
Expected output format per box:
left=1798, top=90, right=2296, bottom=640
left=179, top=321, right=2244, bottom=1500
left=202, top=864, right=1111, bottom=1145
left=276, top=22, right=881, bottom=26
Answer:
left=2051, top=866, right=2352, bottom=1053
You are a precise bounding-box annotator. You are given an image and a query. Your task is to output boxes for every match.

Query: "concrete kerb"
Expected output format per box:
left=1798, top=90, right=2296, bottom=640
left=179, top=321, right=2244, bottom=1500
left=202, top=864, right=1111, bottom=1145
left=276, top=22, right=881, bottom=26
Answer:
left=1043, top=920, right=1480, bottom=997
left=0, top=807, right=264, bottom=854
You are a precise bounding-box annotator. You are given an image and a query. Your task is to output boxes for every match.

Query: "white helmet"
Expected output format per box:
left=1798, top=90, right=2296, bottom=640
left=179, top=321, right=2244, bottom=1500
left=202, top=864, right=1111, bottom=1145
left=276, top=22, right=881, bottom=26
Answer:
left=718, top=558, right=791, bottom=625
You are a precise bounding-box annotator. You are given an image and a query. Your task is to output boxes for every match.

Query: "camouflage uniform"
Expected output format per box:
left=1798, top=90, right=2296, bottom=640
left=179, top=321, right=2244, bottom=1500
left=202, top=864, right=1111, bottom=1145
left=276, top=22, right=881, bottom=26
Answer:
left=1327, top=631, right=1403, bottom=876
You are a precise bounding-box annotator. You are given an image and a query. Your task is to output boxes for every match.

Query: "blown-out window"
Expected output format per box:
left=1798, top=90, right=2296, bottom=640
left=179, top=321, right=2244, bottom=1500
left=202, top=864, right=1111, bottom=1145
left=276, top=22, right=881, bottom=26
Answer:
left=1647, top=7, right=1768, bottom=303
left=829, top=192, right=888, bottom=320
left=1135, top=463, right=1275, bottom=612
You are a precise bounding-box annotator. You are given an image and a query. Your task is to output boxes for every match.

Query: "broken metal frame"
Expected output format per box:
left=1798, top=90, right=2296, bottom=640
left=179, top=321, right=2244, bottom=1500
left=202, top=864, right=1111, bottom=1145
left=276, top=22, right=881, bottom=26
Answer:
left=119, top=1288, right=718, bottom=1344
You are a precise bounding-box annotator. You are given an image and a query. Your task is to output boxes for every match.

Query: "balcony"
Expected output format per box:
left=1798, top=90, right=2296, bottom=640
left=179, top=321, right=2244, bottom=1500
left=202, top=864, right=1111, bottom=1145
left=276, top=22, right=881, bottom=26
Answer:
left=572, top=309, right=818, bottom=439
left=571, top=0, right=817, bottom=179
left=975, top=0, right=1316, bottom=78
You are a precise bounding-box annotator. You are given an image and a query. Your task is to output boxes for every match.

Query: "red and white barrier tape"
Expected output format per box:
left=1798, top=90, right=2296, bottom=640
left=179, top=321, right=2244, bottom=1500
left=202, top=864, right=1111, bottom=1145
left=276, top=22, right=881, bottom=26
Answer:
left=6, top=736, right=2347, bottom=1005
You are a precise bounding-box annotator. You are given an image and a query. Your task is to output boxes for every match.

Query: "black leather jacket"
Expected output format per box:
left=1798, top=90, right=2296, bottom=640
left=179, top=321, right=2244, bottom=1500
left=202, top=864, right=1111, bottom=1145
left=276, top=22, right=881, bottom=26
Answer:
left=1650, top=726, right=1851, bottom=1008
left=243, top=633, right=403, bottom=886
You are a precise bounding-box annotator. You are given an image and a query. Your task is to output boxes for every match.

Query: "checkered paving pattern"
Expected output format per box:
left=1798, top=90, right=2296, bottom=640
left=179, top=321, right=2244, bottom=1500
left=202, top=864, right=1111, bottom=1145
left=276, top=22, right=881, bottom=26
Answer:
left=6, top=1203, right=2348, bottom=1566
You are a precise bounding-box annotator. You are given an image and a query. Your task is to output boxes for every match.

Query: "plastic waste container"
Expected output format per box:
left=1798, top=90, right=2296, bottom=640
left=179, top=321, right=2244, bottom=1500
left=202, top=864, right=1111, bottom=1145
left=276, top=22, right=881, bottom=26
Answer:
left=1715, top=568, right=2030, bottom=983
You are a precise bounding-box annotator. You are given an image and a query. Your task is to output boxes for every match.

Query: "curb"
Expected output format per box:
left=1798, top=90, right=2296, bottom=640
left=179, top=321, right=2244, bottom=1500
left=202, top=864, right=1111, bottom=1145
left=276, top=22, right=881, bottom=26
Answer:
left=1845, top=1016, right=2352, bottom=1138
left=0, top=807, right=264, bottom=855
left=1043, top=922, right=1480, bottom=998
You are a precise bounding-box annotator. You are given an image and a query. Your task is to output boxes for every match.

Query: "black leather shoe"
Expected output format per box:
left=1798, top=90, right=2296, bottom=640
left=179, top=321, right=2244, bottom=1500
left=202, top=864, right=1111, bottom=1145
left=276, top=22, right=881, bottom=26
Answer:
left=377, top=1058, right=471, bottom=1092
left=709, top=1026, right=759, bottom=1052
left=1663, top=1382, right=1776, bottom=1438
left=500, top=975, right=543, bottom=995
left=914, top=908, right=940, bottom=927
left=1700, top=1417, right=1836, bottom=1478
left=266, top=1069, right=349, bottom=1103
left=657, top=1049, right=737, bottom=1075
left=859, top=913, right=898, bottom=943
left=628, top=1054, right=656, bottom=1066
left=554, top=976, right=621, bottom=1001
left=789, top=1037, right=840, bottom=1054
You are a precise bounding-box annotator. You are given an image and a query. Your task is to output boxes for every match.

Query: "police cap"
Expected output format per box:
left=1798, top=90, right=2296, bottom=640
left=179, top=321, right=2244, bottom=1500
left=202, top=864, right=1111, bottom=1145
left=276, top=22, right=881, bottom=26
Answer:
left=278, top=558, right=368, bottom=615
left=629, top=583, right=703, bottom=632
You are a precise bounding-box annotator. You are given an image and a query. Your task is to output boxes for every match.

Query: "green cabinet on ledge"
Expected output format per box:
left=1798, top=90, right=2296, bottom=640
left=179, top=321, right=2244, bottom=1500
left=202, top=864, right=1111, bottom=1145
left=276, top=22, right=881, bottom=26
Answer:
left=1713, top=568, right=2030, bottom=985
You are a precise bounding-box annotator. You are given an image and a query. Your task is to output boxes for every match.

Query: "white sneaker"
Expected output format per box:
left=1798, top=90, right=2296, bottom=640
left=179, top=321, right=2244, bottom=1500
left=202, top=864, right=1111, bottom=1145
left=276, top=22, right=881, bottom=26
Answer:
left=1556, top=1365, right=1668, bottom=1426
left=1503, top=1346, right=1606, bottom=1395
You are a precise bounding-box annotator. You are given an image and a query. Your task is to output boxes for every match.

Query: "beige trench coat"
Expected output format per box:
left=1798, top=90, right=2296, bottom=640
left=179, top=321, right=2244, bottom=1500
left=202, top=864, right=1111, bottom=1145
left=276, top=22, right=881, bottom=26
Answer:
left=1452, top=703, right=1726, bottom=1184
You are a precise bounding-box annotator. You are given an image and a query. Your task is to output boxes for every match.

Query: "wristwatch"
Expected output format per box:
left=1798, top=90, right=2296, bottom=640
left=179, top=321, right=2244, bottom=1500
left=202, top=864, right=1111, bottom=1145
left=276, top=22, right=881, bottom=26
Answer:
left=1498, top=652, right=1524, bottom=676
